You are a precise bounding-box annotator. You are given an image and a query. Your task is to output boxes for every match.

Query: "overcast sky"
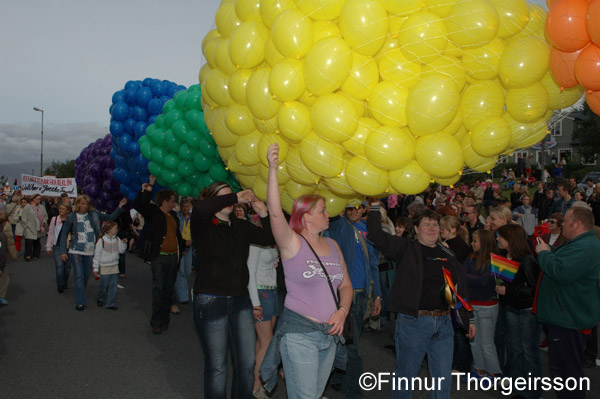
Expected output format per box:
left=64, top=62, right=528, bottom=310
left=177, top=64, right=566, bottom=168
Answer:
left=0, top=0, right=547, bottom=165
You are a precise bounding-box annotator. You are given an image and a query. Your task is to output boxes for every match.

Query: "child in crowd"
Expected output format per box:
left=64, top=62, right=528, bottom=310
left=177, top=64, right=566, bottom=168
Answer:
left=93, top=221, right=127, bottom=310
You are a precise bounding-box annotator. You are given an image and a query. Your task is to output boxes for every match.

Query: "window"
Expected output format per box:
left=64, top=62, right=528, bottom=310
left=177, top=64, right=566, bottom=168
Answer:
left=514, top=151, right=528, bottom=163
left=551, top=120, right=562, bottom=137
left=559, top=148, right=572, bottom=164
left=582, top=155, right=598, bottom=166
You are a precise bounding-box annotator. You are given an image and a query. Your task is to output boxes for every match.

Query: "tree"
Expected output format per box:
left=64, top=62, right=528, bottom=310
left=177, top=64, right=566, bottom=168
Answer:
left=44, top=159, right=76, bottom=178
left=573, top=103, right=600, bottom=163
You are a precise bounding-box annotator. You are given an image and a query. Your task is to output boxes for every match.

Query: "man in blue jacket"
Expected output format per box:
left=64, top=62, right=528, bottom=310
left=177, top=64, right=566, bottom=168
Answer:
left=535, top=206, right=600, bottom=398
left=325, top=199, right=381, bottom=399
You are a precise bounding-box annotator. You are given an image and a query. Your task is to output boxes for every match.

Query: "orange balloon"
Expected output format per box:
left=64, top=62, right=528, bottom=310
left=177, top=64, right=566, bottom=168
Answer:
left=574, top=44, right=600, bottom=90
left=547, top=0, right=558, bottom=7
left=549, top=46, right=583, bottom=88
left=588, top=0, right=600, bottom=45
left=586, top=90, right=600, bottom=116
left=546, top=0, right=591, bottom=52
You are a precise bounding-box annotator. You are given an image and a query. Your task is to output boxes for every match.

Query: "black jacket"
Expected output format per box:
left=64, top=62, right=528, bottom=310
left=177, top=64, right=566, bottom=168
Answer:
left=500, top=254, right=540, bottom=310
left=133, top=190, right=184, bottom=262
left=367, top=205, right=473, bottom=326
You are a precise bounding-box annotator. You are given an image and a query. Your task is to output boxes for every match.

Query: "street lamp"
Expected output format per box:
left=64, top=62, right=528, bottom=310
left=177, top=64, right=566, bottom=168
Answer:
left=33, top=107, right=44, bottom=176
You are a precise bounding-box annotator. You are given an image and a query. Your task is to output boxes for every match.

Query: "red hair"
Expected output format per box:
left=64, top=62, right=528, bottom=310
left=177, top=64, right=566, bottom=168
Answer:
left=289, top=194, right=324, bottom=234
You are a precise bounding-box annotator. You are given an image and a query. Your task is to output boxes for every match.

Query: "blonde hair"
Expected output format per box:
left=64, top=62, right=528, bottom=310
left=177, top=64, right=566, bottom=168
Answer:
left=440, top=215, right=469, bottom=244
left=490, top=206, right=513, bottom=225
left=98, top=221, right=118, bottom=242
left=74, top=194, right=95, bottom=213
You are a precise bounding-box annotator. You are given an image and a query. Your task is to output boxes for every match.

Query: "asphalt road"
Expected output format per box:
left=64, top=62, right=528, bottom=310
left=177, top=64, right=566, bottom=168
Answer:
left=1, top=250, right=599, bottom=399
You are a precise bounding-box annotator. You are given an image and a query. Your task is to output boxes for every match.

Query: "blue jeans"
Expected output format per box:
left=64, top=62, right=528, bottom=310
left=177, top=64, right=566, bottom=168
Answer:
left=471, top=304, right=501, bottom=374
left=69, top=253, right=93, bottom=306
left=151, top=254, right=179, bottom=327
left=495, top=302, right=512, bottom=376
left=281, top=330, right=337, bottom=399
left=506, top=307, right=542, bottom=399
left=97, top=273, right=118, bottom=307
left=174, top=249, right=193, bottom=302
left=393, top=313, right=454, bottom=399
left=193, top=294, right=256, bottom=399
left=52, top=246, right=70, bottom=289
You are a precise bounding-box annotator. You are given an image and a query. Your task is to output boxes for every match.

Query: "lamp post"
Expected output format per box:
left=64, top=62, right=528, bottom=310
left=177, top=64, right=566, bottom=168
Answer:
left=33, top=107, right=44, bottom=176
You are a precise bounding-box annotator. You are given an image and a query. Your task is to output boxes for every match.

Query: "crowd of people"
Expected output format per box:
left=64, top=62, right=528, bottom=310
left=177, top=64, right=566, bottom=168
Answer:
left=0, top=161, right=599, bottom=399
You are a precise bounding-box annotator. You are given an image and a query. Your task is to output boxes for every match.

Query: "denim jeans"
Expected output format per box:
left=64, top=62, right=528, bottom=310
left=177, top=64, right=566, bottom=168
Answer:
left=174, top=249, right=193, bottom=302
left=69, top=253, right=93, bottom=306
left=193, top=294, right=256, bottom=399
left=97, top=273, right=118, bottom=307
left=150, top=254, right=178, bottom=327
left=495, top=302, right=512, bottom=376
left=281, top=330, right=337, bottom=399
left=505, top=307, right=542, bottom=399
left=393, top=313, right=454, bottom=399
left=470, top=304, right=501, bottom=374
left=52, top=246, right=70, bottom=289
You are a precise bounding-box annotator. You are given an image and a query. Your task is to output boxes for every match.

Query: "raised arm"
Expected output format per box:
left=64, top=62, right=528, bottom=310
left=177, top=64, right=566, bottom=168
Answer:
left=266, top=143, right=299, bottom=258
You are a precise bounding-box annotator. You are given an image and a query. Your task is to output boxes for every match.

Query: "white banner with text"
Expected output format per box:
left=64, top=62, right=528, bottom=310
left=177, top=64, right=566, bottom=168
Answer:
left=21, top=174, right=77, bottom=197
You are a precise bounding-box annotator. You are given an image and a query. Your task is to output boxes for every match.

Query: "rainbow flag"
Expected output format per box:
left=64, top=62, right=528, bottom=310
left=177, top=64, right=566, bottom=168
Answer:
left=491, top=253, right=520, bottom=283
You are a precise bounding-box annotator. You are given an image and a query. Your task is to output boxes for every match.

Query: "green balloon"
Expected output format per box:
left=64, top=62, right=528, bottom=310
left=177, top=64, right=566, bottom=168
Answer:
left=164, top=109, right=184, bottom=128
left=189, top=84, right=201, bottom=93
left=184, top=129, right=201, bottom=149
left=198, top=138, right=215, bottom=157
left=148, top=127, right=166, bottom=147
left=178, top=143, right=195, bottom=161
left=174, top=91, right=188, bottom=109
left=209, top=164, right=230, bottom=182
left=185, top=109, right=205, bottom=131
left=172, top=120, right=191, bottom=141
left=177, top=160, right=194, bottom=177
left=138, top=135, right=148, bottom=147
left=177, top=181, right=192, bottom=197
left=184, top=91, right=202, bottom=111
left=140, top=141, right=152, bottom=159
left=156, top=175, right=168, bottom=187
left=202, top=174, right=215, bottom=187
left=153, top=114, right=165, bottom=128
left=163, top=154, right=179, bottom=170
left=151, top=147, right=166, bottom=164
left=162, top=169, right=182, bottom=185
left=193, top=152, right=212, bottom=173
left=162, top=100, right=176, bottom=115
left=191, top=187, right=200, bottom=199
left=189, top=172, right=201, bottom=182
left=164, top=129, right=182, bottom=153
left=148, top=161, right=163, bottom=177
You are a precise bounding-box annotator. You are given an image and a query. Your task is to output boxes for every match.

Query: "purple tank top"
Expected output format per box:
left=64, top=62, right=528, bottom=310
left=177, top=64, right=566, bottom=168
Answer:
left=283, top=237, right=344, bottom=323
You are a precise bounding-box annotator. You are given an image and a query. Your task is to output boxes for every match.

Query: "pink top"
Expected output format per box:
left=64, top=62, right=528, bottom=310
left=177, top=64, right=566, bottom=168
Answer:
left=46, top=216, right=65, bottom=251
left=283, top=237, right=343, bottom=323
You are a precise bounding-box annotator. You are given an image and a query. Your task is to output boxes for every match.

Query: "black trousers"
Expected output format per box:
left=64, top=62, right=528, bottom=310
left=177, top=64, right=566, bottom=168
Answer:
left=150, top=254, right=178, bottom=327
left=24, top=238, right=41, bottom=259
left=546, top=323, right=590, bottom=399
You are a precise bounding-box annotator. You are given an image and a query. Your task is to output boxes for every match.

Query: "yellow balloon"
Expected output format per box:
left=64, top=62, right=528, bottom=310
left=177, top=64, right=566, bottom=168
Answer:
left=344, top=156, right=390, bottom=195
left=460, top=79, right=505, bottom=130
left=343, top=117, right=379, bottom=156
left=375, top=35, right=400, bottom=61
left=259, top=162, right=291, bottom=185
left=215, top=38, right=237, bottom=75
left=505, top=83, right=548, bottom=123
left=285, top=180, right=316, bottom=198
left=228, top=68, right=253, bottom=106
left=269, top=58, right=306, bottom=102
left=277, top=101, right=312, bottom=143
left=295, top=0, right=345, bottom=21
left=260, top=0, right=296, bottom=28
left=441, top=108, right=463, bottom=136
left=415, top=133, right=464, bottom=178
left=422, top=55, right=466, bottom=91
left=323, top=171, right=356, bottom=196
left=218, top=145, right=236, bottom=163
left=461, top=38, right=505, bottom=80
left=253, top=115, right=279, bottom=134
left=225, top=103, right=255, bottom=136
left=445, top=0, right=499, bottom=48
left=365, top=125, right=414, bottom=170
left=203, top=36, right=220, bottom=70
left=311, top=93, right=359, bottom=143
left=443, top=40, right=463, bottom=58
left=406, top=74, right=460, bottom=136
left=246, top=68, right=282, bottom=121
left=503, top=113, right=549, bottom=149
left=202, top=29, right=220, bottom=57
left=313, top=20, right=342, bottom=41
left=368, top=81, right=409, bottom=127
left=216, top=2, right=241, bottom=38
left=388, top=160, right=432, bottom=195
left=252, top=177, right=269, bottom=201
left=210, top=108, right=239, bottom=148
left=199, top=63, right=211, bottom=86
left=300, top=133, right=345, bottom=177
left=470, top=116, right=511, bottom=157
left=339, top=0, right=389, bottom=56
left=341, top=52, right=380, bottom=101
left=286, top=147, right=321, bottom=185
left=304, top=37, right=353, bottom=95
left=280, top=190, right=296, bottom=214
left=398, top=11, right=448, bottom=64
left=425, top=0, right=457, bottom=18
left=384, top=0, right=424, bottom=16
left=235, top=130, right=263, bottom=165
left=229, top=21, right=269, bottom=68
left=453, top=125, right=468, bottom=142
left=258, top=133, right=289, bottom=167
left=317, top=189, right=349, bottom=216
left=461, top=135, right=498, bottom=172
left=434, top=174, right=461, bottom=186
left=340, top=92, right=368, bottom=117
left=235, top=0, right=261, bottom=22
left=227, top=152, right=260, bottom=176
left=489, top=0, right=529, bottom=39
left=540, top=72, right=585, bottom=111
left=498, top=36, right=549, bottom=89
left=298, top=90, right=318, bottom=107
left=265, top=37, right=286, bottom=67
left=389, top=16, right=408, bottom=38
left=512, top=4, right=546, bottom=42
left=272, top=9, right=314, bottom=59
left=378, top=48, right=422, bottom=88
left=205, top=68, right=234, bottom=107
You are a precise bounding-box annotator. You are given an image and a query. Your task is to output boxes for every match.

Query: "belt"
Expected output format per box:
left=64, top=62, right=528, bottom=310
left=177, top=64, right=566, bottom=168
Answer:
left=257, top=285, right=277, bottom=290
left=159, top=252, right=177, bottom=256
left=418, top=309, right=449, bottom=317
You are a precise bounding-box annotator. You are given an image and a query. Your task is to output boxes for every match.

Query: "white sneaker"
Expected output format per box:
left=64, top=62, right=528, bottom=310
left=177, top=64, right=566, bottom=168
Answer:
left=253, top=386, right=269, bottom=399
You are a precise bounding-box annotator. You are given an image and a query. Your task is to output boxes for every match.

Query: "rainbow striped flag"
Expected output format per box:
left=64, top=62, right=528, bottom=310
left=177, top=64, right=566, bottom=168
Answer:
left=490, top=253, right=520, bottom=283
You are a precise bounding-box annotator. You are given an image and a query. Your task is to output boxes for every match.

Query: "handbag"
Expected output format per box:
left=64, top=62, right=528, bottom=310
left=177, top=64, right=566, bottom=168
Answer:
left=299, top=234, right=354, bottom=345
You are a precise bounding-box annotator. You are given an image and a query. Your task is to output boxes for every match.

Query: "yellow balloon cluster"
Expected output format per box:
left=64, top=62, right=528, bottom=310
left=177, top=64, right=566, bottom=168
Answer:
left=200, top=0, right=576, bottom=214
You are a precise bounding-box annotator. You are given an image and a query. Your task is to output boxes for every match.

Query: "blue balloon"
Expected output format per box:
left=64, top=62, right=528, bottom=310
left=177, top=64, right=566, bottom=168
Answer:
left=110, top=121, right=124, bottom=136
left=112, top=90, right=125, bottom=104
left=147, top=115, right=157, bottom=126
left=147, top=98, right=163, bottom=115
left=125, top=80, right=142, bottom=91
left=123, top=117, right=136, bottom=134
left=142, top=77, right=153, bottom=87
left=134, top=121, right=147, bottom=138
left=118, top=134, right=132, bottom=152
left=111, top=102, right=130, bottom=121
left=135, top=87, right=152, bottom=107
left=124, top=89, right=137, bottom=105
left=150, top=79, right=165, bottom=96
left=132, top=105, right=148, bottom=121
left=128, top=141, right=140, bottom=156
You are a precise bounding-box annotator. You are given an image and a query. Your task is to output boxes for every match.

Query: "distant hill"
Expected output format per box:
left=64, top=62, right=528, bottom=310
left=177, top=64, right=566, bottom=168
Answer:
left=0, top=162, right=52, bottom=184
